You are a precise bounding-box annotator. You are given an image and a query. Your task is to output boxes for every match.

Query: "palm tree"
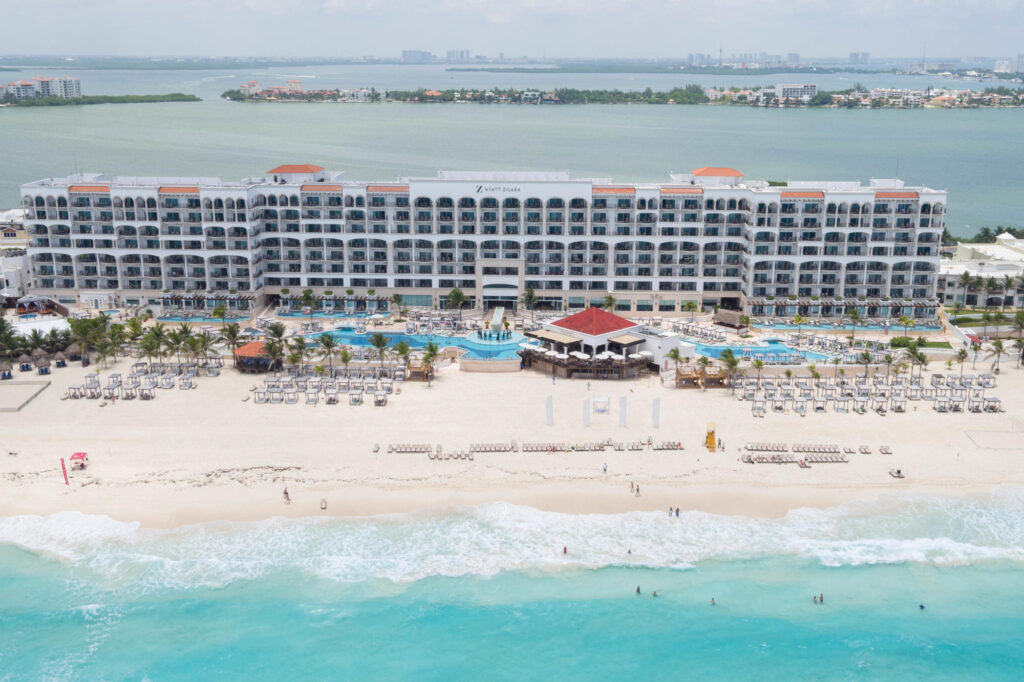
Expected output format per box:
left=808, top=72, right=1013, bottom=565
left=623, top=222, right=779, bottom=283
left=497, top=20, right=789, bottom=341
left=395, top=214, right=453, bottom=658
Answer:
left=973, top=276, right=985, bottom=306
left=956, top=348, right=968, bottom=377
left=299, top=288, right=317, bottom=323
left=957, top=270, right=972, bottom=303
left=338, top=348, right=353, bottom=376
left=910, top=347, right=928, bottom=381
left=422, top=341, right=440, bottom=387
left=1013, top=310, right=1024, bottom=341
left=602, top=294, right=616, bottom=312
left=980, top=311, right=993, bottom=342
left=719, top=349, right=740, bottom=394
left=520, top=286, right=538, bottom=323
left=951, top=301, right=964, bottom=320
left=1003, top=274, right=1015, bottom=311
left=95, top=339, right=115, bottom=369
left=390, top=293, right=403, bottom=315
left=266, top=322, right=287, bottom=345
left=984, top=277, right=998, bottom=309
left=858, top=350, right=872, bottom=378
left=897, top=315, right=914, bottom=338
left=289, top=337, right=309, bottom=369
left=883, top=353, right=895, bottom=381
left=446, top=288, right=467, bottom=320
left=264, top=340, right=285, bottom=371
left=1012, top=338, right=1024, bottom=369
left=139, top=332, right=162, bottom=368
left=107, top=324, right=127, bottom=359
left=666, top=347, right=683, bottom=375
left=696, top=355, right=711, bottom=391
left=211, top=304, right=227, bottom=326
left=317, top=334, right=338, bottom=370
left=368, top=332, right=389, bottom=368
left=849, top=310, right=862, bottom=347
left=164, top=329, right=186, bottom=364
left=221, top=323, right=243, bottom=367
left=752, top=358, right=765, bottom=386
left=987, top=339, right=1005, bottom=372
left=684, top=300, right=698, bottom=321
left=793, top=314, right=807, bottom=341
left=126, top=317, right=145, bottom=343
left=392, top=340, right=411, bottom=368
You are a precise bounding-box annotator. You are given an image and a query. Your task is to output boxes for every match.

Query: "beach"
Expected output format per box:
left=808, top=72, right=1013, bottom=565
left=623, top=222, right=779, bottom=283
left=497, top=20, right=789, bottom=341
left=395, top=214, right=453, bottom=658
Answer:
left=3, top=352, right=1022, bottom=526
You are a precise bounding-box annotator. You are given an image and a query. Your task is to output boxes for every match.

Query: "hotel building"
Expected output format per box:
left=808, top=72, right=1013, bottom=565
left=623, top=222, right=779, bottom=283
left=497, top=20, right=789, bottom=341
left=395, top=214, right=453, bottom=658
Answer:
left=21, top=165, right=945, bottom=319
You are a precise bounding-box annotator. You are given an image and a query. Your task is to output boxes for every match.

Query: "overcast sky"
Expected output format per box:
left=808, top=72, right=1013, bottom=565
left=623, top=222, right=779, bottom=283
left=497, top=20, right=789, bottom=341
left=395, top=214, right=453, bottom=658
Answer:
left=6, top=0, right=1023, bottom=59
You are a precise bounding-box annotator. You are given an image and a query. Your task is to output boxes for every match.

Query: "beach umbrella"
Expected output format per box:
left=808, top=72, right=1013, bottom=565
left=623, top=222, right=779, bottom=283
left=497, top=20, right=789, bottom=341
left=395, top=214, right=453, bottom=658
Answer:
left=18, top=354, right=31, bottom=364
left=31, top=348, right=46, bottom=358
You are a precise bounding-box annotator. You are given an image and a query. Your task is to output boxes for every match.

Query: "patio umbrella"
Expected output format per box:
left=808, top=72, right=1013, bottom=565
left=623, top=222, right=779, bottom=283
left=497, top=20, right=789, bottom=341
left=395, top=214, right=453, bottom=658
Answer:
left=31, top=348, right=46, bottom=358
left=638, top=350, right=653, bottom=357
left=628, top=353, right=643, bottom=359
left=518, top=342, right=536, bottom=349
left=545, top=350, right=559, bottom=357
left=555, top=353, right=570, bottom=360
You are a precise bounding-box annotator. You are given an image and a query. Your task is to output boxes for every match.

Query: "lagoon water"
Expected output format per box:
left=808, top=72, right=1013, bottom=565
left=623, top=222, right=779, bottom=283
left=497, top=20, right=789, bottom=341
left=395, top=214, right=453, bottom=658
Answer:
left=4, top=494, right=1024, bottom=679
left=1, top=64, right=1022, bottom=236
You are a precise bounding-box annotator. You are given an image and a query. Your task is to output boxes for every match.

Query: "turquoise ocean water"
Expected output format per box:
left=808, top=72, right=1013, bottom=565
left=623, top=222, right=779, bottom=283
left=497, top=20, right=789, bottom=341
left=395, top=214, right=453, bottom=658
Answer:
left=4, top=492, right=1024, bottom=679
left=1, top=64, right=1022, bottom=235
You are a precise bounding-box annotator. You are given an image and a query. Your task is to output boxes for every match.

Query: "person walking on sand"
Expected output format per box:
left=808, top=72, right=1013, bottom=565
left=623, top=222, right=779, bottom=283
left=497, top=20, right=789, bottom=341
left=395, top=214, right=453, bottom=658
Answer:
left=563, top=546, right=567, bottom=555
left=630, top=481, right=634, bottom=494
left=635, top=485, right=641, bottom=497
left=283, top=487, right=290, bottom=504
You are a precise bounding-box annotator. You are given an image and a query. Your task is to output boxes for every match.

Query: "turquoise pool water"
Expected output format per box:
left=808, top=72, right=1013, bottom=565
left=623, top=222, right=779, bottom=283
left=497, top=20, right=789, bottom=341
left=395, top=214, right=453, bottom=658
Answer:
left=277, top=310, right=372, bottom=319
left=4, top=494, right=1024, bottom=679
left=158, top=315, right=249, bottom=323
left=693, top=339, right=831, bottom=362
left=316, top=329, right=528, bottom=360
left=755, top=322, right=942, bottom=332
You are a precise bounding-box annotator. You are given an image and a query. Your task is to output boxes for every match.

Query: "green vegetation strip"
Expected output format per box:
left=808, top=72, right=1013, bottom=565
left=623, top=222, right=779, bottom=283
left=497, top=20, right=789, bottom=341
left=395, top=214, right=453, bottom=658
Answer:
left=8, top=93, right=200, bottom=106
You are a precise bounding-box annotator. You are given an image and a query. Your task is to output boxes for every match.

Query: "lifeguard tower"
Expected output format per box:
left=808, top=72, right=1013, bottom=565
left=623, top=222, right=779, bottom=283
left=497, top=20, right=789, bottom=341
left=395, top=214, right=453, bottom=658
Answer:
left=705, top=422, right=716, bottom=452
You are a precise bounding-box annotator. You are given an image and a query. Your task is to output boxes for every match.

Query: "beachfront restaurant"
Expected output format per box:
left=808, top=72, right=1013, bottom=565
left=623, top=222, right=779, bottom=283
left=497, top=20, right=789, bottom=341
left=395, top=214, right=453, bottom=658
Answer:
left=234, top=341, right=274, bottom=373
left=521, top=307, right=676, bottom=379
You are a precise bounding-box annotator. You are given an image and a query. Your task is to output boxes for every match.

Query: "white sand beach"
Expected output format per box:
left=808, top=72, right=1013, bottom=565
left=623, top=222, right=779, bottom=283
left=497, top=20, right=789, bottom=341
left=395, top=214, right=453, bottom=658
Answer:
left=3, top=349, right=1023, bottom=527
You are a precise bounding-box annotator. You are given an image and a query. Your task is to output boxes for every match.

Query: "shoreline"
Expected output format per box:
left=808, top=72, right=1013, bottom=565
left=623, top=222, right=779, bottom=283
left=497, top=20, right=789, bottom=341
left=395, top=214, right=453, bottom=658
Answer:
left=0, top=479, right=1011, bottom=529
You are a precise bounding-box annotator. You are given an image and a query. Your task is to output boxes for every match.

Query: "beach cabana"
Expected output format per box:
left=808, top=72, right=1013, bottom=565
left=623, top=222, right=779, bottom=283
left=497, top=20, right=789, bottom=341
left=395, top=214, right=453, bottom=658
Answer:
left=0, top=362, right=12, bottom=380
left=234, top=341, right=273, bottom=374
left=17, top=354, right=32, bottom=372
left=35, top=357, right=51, bottom=375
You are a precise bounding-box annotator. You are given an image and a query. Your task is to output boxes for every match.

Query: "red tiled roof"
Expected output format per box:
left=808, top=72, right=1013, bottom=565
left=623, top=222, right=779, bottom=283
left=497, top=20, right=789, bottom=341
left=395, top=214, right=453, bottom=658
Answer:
left=660, top=187, right=703, bottom=194
left=366, top=185, right=410, bottom=193
left=234, top=341, right=267, bottom=358
left=593, top=187, right=636, bottom=195
left=551, top=307, right=638, bottom=336
left=423, top=90, right=442, bottom=97
left=267, top=164, right=324, bottom=174
left=68, top=185, right=109, bottom=193
left=875, top=191, right=919, bottom=199
left=691, top=167, right=743, bottom=177
left=301, top=184, right=344, bottom=191
left=780, top=191, right=824, bottom=199
left=158, top=186, right=199, bottom=194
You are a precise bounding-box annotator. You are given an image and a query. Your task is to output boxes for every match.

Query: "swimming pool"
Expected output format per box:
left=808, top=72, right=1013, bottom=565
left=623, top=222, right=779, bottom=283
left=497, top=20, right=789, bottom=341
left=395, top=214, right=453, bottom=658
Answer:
left=277, top=310, right=373, bottom=319
left=312, top=329, right=528, bottom=360
left=693, top=339, right=831, bottom=362
left=158, top=315, right=249, bottom=323
left=754, top=322, right=941, bottom=332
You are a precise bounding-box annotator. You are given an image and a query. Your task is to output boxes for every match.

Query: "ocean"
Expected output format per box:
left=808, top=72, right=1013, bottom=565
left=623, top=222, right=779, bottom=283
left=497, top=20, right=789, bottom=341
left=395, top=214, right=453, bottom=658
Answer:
left=1, top=63, right=1022, bottom=236
left=3, top=493, right=1024, bottom=680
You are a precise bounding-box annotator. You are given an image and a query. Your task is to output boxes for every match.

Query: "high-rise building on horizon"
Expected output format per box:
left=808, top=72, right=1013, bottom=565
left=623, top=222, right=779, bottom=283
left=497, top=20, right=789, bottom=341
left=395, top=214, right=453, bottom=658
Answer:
left=401, top=50, right=433, bottom=64
left=446, top=50, right=471, bottom=63
left=20, top=165, right=944, bottom=321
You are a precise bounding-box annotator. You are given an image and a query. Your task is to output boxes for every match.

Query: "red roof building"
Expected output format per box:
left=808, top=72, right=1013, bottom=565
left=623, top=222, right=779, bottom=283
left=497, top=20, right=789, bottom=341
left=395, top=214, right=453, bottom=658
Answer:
left=551, top=307, right=637, bottom=336
left=691, top=167, right=743, bottom=177
left=267, top=164, right=324, bottom=174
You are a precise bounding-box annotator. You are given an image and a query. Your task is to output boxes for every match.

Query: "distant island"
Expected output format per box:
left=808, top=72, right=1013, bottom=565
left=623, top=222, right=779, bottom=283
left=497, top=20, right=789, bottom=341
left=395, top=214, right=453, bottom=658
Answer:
left=4, top=93, right=201, bottom=107
left=446, top=64, right=868, bottom=76
left=222, top=82, right=1023, bottom=109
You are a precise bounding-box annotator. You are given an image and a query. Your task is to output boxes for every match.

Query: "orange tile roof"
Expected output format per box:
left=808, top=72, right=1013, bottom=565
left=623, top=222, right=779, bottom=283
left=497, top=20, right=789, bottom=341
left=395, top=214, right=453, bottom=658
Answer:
left=267, top=164, right=324, bottom=174
left=301, top=184, right=344, bottom=191
left=68, top=185, right=109, bottom=193
left=660, top=187, right=703, bottom=194
left=158, top=186, right=199, bottom=194
left=423, top=90, right=442, bottom=97
left=780, top=191, right=824, bottom=199
left=366, top=185, right=410, bottom=193
left=233, top=341, right=267, bottom=358
left=592, top=187, right=636, bottom=195
left=875, top=191, right=919, bottom=199
left=691, top=167, right=743, bottom=177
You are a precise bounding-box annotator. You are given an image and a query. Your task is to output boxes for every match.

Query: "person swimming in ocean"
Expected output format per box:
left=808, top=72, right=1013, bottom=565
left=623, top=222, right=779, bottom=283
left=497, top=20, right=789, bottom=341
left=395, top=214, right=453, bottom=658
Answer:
left=813, top=595, right=818, bottom=604
left=636, top=586, right=641, bottom=595
left=820, top=594, right=824, bottom=604
left=710, top=598, right=715, bottom=606
left=920, top=603, right=926, bottom=610
left=652, top=591, right=658, bottom=597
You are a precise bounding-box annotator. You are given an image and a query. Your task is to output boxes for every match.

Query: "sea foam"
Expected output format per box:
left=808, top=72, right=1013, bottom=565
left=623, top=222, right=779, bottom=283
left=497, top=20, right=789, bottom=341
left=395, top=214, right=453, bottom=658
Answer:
left=3, top=490, right=1024, bottom=591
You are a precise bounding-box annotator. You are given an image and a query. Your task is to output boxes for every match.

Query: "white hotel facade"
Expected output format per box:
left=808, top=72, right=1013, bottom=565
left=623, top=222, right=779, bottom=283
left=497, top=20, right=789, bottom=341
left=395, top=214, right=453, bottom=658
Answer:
left=22, top=164, right=945, bottom=319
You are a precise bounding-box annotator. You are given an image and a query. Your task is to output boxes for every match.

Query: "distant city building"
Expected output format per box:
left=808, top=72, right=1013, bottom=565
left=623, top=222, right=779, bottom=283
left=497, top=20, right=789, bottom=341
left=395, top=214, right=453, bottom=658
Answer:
left=402, top=50, right=434, bottom=63
left=994, top=60, right=1012, bottom=74
left=849, top=52, right=870, bottom=65
left=20, top=166, right=945, bottom=321
left=240, top=81, right=261, bottom=96
left=446, top=50, right=471, bottom=63
left=1017, top=54, right=1024, bottom=74
left=778, top=84, right=818, bottom=101
left=1, top=76, right=80, bottom=101
left=285, top=80, right=303, bottom=94
left=860, top=52, right=870, bottom=64
left=786, top=53, right=800, bottom=65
